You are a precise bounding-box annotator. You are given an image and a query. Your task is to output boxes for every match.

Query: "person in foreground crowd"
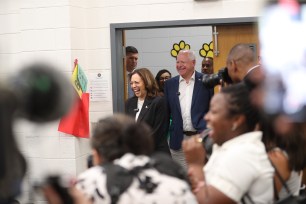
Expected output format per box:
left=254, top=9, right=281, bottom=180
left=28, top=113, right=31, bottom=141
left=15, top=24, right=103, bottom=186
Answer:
left=125, top=68, right=170, bottom=154
left=75, top=114, right=197, bottom=204
left=183, top=83, right=274, bottom=204
left=261, top=117, right=306, bottom=200
left=244, top=44, right=306, bottom=201
left=0, top=89, right=27, bottom=204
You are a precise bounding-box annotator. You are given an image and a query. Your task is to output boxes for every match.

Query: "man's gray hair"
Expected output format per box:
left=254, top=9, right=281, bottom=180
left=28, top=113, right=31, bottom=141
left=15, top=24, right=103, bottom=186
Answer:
left=178, top=50, right=196, bottom=61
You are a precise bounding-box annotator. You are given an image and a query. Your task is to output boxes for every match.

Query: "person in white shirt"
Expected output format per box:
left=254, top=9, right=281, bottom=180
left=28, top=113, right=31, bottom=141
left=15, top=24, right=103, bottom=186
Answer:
left=183, top=83, right=274, bottom=204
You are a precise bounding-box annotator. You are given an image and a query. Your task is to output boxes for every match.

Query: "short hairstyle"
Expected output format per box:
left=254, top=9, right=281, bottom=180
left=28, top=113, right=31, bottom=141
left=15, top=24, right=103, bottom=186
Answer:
left=202, top=57, right=213, bottom=63
left=221, top=83, right=259, bottom=131
left=202, top=57, right=214, bottom=69
left=178, top=50, right=196, bottom=61
left=126, top=46, right=138, bottom=54
left=130, top=68, right=160, bottom=98
left=91, top=114, right=154, bottom=162
left=227, top=43, right=256, bottom=64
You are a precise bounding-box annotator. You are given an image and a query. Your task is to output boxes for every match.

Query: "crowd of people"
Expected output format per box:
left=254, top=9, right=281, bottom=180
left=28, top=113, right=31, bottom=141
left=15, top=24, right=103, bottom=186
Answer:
left=4, top=45, right=306, bottom=203
left=118, top=42, right=306, bottom=204
left=43, top=41, right=306, bottom=204
left=41, top=40, right=306, bottom=204
left=2, top=1, right=306, bottom=204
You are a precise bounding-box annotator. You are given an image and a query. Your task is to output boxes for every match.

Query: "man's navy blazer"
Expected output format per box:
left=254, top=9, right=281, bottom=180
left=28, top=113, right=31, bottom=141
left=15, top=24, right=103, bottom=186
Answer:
left=164, top=71, right=212, bottom=150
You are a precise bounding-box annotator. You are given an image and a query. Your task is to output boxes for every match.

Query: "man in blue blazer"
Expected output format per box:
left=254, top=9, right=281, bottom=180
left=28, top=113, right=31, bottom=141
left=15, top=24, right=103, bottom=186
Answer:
left=164, top=50, right=212, bottom=169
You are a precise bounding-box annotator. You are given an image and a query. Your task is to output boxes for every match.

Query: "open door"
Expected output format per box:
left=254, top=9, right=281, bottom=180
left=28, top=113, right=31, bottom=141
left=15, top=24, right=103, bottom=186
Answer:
left=212, top=23, right=259, bottom=93
left=122, top=31, right=129, bottom=101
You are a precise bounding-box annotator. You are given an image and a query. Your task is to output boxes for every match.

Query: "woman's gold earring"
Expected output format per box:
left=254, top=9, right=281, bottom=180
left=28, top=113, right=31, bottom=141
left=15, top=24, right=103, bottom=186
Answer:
left=231, top=124, right=237, bottom=131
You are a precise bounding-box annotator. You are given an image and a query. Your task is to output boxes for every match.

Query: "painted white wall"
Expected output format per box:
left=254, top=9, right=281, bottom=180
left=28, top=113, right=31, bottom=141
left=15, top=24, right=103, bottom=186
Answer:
left=126, top=26, right=213, bottom=77
left=0, top=1, right=92, bottom=203
left=0, top=0, right=266, bottom=203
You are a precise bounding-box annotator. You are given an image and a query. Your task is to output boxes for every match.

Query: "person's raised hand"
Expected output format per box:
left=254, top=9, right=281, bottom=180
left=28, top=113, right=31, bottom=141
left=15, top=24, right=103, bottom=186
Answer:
left=182, top=135, right=206, bottom=167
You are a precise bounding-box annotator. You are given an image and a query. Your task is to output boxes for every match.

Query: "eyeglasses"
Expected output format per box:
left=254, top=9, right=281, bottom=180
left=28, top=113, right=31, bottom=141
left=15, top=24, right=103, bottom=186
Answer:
left=159, top=76, right=171, bottom=81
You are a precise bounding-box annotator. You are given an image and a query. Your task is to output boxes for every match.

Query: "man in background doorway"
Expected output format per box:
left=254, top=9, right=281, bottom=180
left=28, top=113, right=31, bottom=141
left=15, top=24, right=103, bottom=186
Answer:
left=125, top=46, right=139, bottom=98
left=201, top=57, right=214, bottom=75
left=201, top=56, right=215, bottom=98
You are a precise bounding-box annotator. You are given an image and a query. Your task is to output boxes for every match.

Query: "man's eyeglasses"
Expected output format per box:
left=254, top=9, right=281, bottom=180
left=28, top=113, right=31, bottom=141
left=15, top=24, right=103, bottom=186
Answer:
left=159, top=76, right=171, bottom=81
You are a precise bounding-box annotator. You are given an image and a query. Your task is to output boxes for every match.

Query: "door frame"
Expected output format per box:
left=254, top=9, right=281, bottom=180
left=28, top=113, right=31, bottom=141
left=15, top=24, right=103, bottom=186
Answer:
left=110, top=17, right=258, bottom=113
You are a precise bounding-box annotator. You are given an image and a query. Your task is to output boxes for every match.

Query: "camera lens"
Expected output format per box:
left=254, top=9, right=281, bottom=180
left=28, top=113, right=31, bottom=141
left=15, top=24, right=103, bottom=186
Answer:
left=219, top=67, right=233, bottom=84
left=202, top=67, right=232, bottom=89
left=202, top=73, right=221, bottom=89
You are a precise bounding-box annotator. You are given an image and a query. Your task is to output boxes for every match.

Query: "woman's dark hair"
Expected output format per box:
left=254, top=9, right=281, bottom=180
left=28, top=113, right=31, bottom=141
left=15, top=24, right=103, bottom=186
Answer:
left=261, top=116, right=306, bottom=171
left=130, top=68, right=160, bottom=98
left=221, top=83, right=259, bottom=132
left=91, top=114, right=154, bottom=162
left=155, top=69, right=172, bottom=92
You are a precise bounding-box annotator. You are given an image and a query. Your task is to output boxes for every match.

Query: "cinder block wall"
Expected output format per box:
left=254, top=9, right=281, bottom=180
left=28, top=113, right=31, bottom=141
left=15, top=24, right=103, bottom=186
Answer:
left=0, top=0, right=265, bottom=203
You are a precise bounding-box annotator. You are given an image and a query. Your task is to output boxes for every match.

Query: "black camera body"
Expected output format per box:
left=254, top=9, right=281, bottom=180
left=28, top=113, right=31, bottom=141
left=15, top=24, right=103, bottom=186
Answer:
left=33, top=175, right=74, bottom=204
left=202, top=67, right=233, bottom=89
left=0, top=63, right=75, bottom=202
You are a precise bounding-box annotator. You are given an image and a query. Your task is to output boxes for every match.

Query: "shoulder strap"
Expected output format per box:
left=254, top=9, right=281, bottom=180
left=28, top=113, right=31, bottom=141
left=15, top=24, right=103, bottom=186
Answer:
left=268, top=158, right=292, bottom=194
left=102, top=163, right=134, bottom=204
left=150, top=152, right=190, bottom=184
left=102, top=153, right=190, bottom=204
left=242, top=193, right=255, bottom=204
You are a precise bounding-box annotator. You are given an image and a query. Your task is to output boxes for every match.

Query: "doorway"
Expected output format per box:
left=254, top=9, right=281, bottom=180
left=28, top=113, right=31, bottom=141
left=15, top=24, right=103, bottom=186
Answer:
left=212, top=23, right=259, bottom=92
left=110, top=17, right=258, bottom=113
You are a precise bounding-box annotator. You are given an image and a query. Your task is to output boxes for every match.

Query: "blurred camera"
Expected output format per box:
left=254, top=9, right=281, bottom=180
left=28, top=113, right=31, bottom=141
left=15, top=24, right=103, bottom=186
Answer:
left=87, top=155, right=93, bottom=168
left=9, top=63, right=75, bottom=122
left=202, top=67, right=232, bottom=89
left=0, top=62, right=75, bottom=203
left=199, top=129, right=213, bottom=160
left=34, top=175, right=74, bottom=204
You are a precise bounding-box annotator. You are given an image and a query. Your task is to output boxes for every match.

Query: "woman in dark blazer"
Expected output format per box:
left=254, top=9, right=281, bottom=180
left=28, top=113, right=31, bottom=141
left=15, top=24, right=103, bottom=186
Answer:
left=125, top=68, right=170, bottom=155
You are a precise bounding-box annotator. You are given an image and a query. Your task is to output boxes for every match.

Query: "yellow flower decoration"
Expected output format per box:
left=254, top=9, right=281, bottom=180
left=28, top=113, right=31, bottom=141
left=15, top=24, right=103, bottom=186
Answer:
left=171, top=40, right=191, bottom=58
left=199, top=41, right=214, bottom=58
